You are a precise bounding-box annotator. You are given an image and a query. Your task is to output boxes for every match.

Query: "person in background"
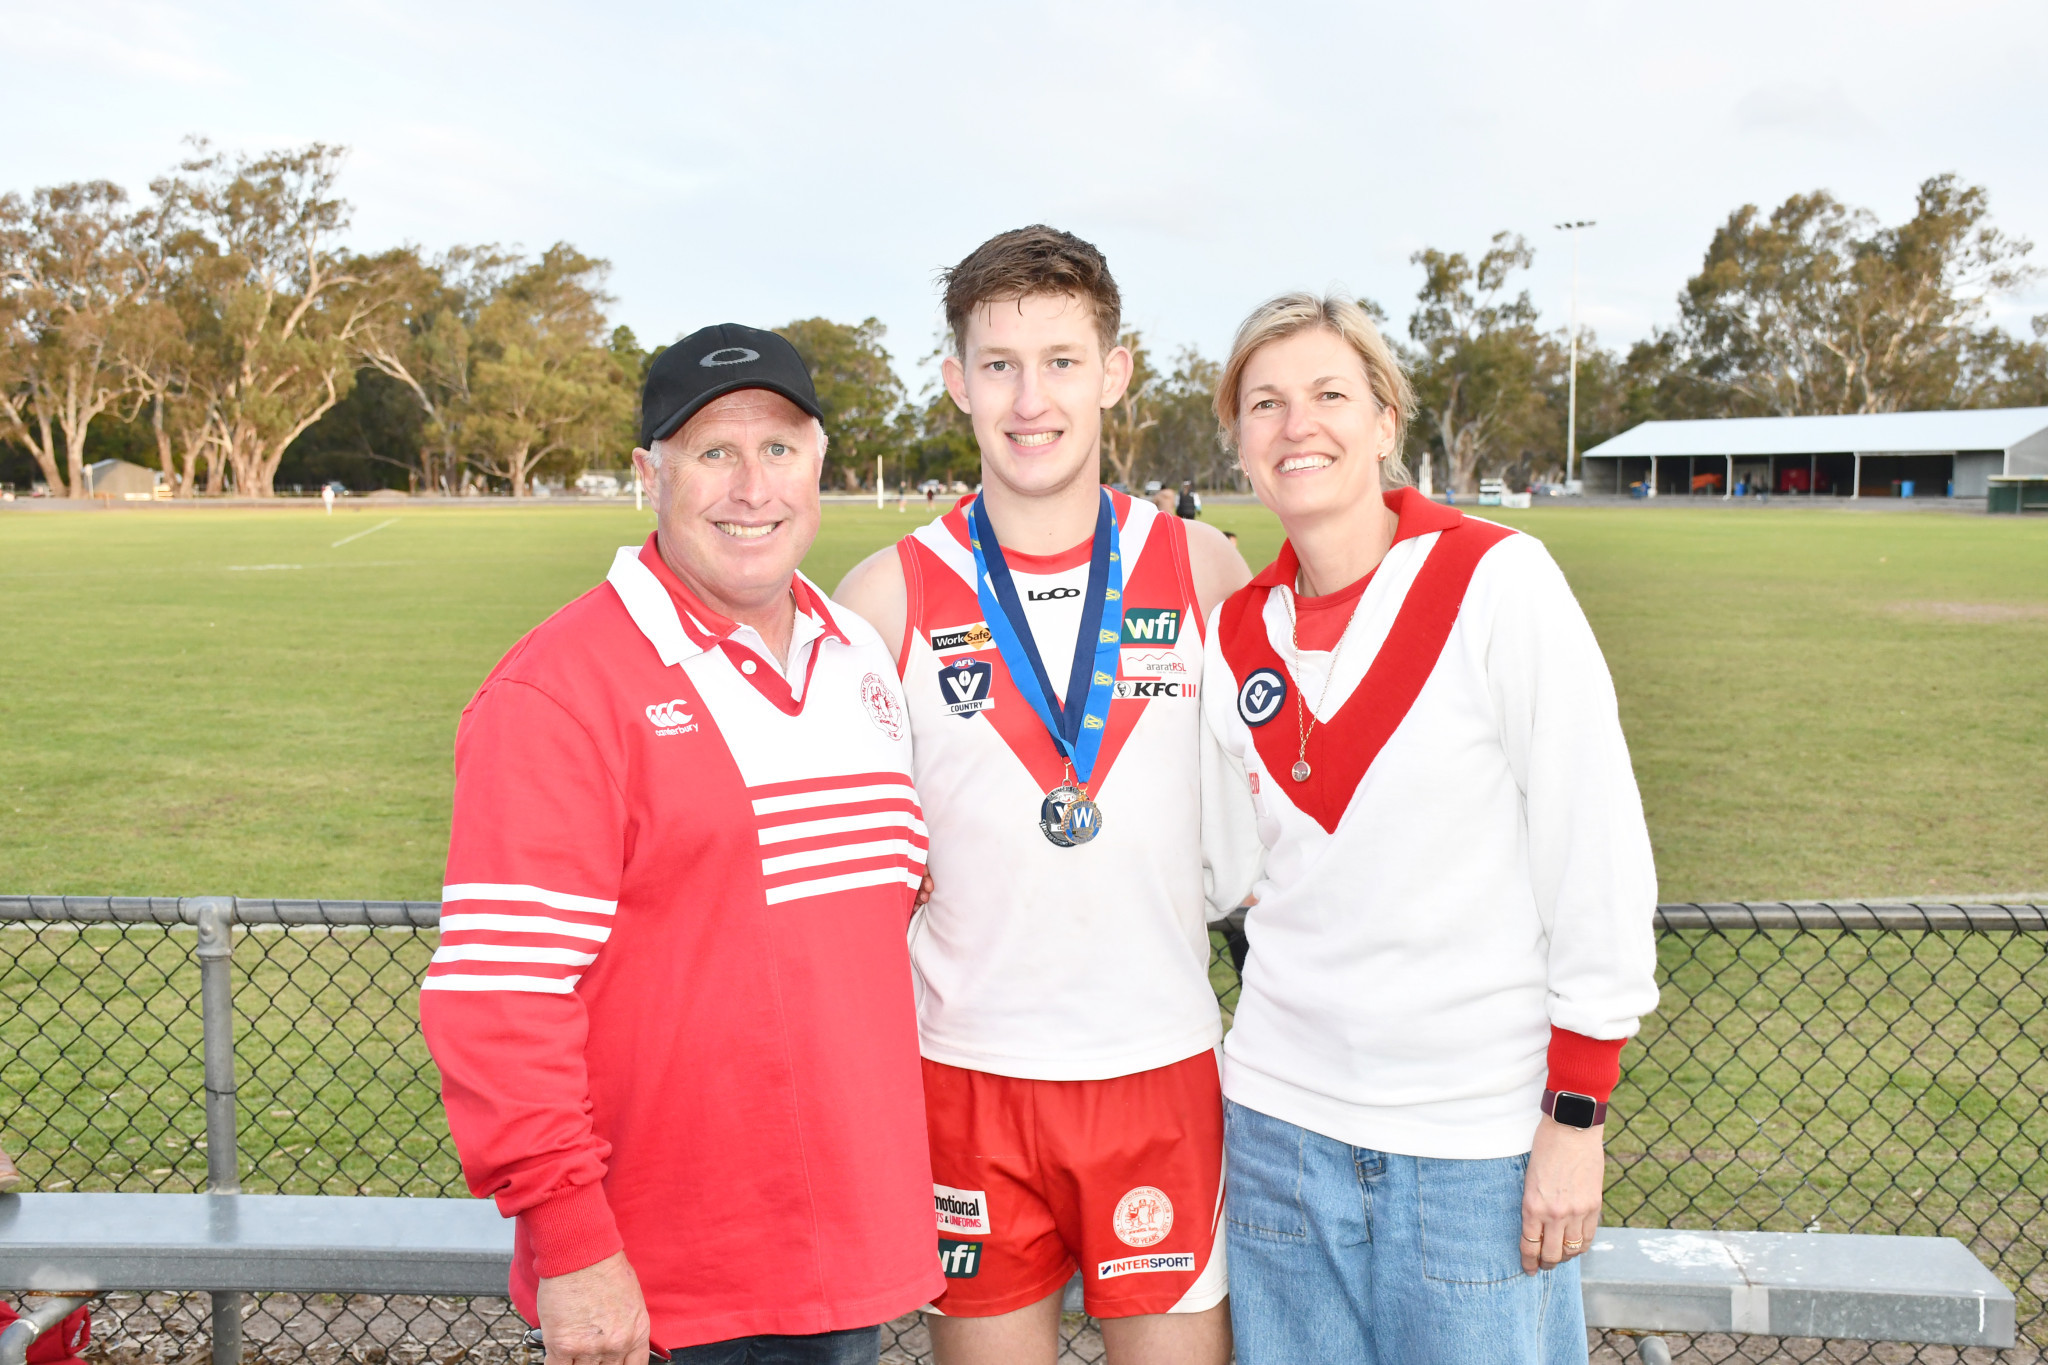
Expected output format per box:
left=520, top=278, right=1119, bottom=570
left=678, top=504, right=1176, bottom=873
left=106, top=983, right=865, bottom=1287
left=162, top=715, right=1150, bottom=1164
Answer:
left=422, top=324, right=940, bottom=1365
left=1175, top=480, right=1201, bottom=519
left=1200, top=292, right=1658, bottom=1365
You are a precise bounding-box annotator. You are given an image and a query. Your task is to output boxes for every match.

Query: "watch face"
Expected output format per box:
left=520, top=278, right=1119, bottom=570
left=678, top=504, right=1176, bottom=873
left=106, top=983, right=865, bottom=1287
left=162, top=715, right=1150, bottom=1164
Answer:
left=1553, top=1092, right=1599, bottom=1128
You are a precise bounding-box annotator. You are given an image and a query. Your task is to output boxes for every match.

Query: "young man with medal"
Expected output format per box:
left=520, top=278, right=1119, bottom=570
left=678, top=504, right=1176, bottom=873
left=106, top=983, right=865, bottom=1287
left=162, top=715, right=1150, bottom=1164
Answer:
left=836, top=226, right=1250, bottom=1365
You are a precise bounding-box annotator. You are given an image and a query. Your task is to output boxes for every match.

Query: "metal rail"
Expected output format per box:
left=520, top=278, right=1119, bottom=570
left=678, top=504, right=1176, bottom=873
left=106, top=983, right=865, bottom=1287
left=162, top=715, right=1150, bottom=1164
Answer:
left=4, top=897, right=2040, bottom=930
left=0, top=898, right=441, bottom=926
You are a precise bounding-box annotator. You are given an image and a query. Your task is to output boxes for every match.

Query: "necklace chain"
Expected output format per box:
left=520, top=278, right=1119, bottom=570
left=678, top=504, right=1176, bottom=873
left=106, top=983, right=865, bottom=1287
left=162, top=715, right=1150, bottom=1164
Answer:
left=1282, top=570, right=1367, bottom=779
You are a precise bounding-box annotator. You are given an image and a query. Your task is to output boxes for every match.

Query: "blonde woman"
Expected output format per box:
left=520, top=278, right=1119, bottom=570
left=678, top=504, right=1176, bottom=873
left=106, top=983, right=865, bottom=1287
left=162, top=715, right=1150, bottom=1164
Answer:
left=1199, top=294, right=1658, bottom=1364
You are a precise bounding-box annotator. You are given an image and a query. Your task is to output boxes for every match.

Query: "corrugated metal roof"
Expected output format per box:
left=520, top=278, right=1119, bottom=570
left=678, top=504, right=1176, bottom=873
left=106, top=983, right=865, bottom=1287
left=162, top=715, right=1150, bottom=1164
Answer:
left=1583, top=408, right=2048, bottom=458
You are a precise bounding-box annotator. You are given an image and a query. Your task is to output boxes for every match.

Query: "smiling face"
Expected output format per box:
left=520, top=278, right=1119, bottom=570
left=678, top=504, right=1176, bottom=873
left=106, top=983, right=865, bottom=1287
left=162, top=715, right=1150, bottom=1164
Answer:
left=942, top=292, right=1132, bottom=501
left=1235, top=326, right=1400, bottom=533
left=631, top=388, right=822, bottom=619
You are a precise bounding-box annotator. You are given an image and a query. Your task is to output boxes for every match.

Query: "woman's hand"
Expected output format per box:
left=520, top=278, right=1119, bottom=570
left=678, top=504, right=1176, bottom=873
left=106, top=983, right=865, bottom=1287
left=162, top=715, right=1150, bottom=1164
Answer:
left=1521, top=1118, right=1604, bottom=1273
left=914, top=871, right=935, bottom=909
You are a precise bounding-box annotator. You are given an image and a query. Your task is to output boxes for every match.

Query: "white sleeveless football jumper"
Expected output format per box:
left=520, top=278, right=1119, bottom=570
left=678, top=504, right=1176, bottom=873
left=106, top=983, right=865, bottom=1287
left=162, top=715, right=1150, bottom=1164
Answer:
left=894, top=491, right=1221, bottom=1081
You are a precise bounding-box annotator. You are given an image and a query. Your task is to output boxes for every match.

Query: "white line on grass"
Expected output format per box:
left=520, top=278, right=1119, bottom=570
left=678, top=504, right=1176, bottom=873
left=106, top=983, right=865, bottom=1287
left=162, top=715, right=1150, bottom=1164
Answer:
left=331, top=517, right=398, bottom=548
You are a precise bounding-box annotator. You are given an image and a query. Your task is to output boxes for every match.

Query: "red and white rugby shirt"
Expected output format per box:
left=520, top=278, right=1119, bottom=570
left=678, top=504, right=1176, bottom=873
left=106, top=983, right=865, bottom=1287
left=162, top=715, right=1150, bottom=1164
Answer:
left=1201, top=490, right=1660, bottom=1158
left=894, top=491, right=1222, bottom=1081
left=421, top=536, right=942, bottom=1349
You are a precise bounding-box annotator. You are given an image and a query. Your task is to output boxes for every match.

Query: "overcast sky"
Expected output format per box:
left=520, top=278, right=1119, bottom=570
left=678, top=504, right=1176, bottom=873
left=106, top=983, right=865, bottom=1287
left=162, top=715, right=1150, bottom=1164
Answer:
left=8, top=0, right=2046, bottom=392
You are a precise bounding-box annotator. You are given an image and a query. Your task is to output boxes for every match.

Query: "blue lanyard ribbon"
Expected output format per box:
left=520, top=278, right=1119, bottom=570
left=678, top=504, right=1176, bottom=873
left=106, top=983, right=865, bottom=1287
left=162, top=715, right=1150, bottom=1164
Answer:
left=968, top=490, right=1125, bottom=787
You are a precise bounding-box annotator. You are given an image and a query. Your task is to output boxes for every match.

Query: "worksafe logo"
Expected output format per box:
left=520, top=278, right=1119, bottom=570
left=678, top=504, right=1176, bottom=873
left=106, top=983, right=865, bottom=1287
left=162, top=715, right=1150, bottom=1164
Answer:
left=934, top=1183, right=991, bottom=1235
left=1121, top=609, right=1180, bottom=645
left=938, top=1239, right=982, bottom=1278
left=931, top=621, right=994, bottom=653
left=643, top=699, right=697, bottom=736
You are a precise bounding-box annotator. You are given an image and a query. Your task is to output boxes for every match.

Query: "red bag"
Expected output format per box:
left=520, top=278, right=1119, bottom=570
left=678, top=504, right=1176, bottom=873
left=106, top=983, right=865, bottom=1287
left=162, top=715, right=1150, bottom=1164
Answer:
left=0, top=1302, right=92, bottom=1365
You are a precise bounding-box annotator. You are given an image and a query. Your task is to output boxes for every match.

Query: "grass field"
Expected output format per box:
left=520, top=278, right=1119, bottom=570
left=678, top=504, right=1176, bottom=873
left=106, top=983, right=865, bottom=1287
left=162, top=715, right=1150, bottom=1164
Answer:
left=2, top=497, right=2043, bottom=900
left=4, top=497, right=2045, bottom=1342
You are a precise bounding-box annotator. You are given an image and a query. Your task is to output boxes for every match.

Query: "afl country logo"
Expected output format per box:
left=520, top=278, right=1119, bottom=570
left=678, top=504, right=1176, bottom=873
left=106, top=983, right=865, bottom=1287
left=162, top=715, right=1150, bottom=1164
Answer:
left=861, top=672, right=905, bottom=740
left=698, top=346, right=760, bottom=367
left=1237, top=668, right=1287, bottom=727
left=1113, top=1186, right=1173, bottom=1248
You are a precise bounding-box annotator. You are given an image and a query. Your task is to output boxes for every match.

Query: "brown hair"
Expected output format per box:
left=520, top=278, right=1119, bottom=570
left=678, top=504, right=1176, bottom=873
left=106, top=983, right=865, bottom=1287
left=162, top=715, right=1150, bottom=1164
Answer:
left=1214, top=292, right=1417, bottom=487
left=941, top=225, right=1122, bottom=356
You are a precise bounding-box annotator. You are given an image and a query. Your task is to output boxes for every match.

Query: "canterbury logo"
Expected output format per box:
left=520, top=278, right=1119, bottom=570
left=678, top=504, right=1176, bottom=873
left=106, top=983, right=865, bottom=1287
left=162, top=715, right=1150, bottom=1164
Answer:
left=645, top=699, right=694, bottom=730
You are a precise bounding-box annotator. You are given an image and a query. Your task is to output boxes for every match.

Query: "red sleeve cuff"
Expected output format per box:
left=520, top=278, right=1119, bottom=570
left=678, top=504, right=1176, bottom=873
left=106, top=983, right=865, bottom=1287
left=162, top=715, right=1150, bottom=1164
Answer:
left=1546, top=1027, right=1626, bottom=1104
left=520, top=1180, right=624, bottom=1279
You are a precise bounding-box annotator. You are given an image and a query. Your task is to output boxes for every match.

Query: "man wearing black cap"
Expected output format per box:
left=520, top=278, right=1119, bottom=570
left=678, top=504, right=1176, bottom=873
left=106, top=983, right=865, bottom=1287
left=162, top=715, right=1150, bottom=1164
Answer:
left=423, top=324, right=942, bottom=1365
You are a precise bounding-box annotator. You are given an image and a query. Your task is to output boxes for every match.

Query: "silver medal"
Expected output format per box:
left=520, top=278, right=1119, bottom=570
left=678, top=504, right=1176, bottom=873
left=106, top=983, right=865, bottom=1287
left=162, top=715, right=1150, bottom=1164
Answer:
left=1039, top=785, right=1085, bottom=847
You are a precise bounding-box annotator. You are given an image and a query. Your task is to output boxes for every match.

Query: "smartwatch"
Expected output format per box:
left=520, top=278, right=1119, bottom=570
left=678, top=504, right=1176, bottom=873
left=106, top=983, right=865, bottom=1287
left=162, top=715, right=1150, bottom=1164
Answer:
left=1542, top=1089, right=1608, bottom=1129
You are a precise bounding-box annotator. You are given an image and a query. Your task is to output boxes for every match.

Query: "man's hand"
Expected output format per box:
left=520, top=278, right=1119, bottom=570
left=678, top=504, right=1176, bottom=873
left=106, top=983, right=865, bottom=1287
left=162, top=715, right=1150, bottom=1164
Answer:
left=914, top=870, right=935, bottom=909
left=536, top=1251, right=651, bottom=1365
left=1521, top=1118, right=1603, bottom=1274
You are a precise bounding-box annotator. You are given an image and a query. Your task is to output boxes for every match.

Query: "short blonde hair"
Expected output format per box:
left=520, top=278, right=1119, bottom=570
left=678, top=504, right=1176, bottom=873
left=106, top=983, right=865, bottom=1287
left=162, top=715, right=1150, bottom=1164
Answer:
left=1214, top=292, right=1417, bottom=488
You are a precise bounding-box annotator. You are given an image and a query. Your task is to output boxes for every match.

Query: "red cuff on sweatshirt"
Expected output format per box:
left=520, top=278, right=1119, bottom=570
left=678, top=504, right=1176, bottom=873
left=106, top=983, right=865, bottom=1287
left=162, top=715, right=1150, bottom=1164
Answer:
left=1546, top=1027, right=1626, bottom=1103
left=520, top=1180, right=624, bottom=1279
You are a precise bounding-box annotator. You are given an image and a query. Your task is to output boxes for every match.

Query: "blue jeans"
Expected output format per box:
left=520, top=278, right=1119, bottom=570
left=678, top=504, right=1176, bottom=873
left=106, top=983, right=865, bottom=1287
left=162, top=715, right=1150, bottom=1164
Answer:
left=1224, top=1100, right=1586, bottom=1365
left=664, top=1326, right=879, bottom=1365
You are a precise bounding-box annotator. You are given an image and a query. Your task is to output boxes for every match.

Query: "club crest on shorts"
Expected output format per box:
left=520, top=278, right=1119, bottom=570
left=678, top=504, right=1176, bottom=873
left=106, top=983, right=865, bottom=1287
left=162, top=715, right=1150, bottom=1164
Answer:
left=1113, top=1185, right=1173, bottom=1248
left=1237, top=668, right=1287, bottom=727
left=860, top=672, right=906, bottom=740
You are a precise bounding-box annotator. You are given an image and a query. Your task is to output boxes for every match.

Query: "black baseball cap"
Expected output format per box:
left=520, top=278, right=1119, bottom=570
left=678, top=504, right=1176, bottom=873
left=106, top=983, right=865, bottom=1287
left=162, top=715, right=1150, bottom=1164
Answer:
left=639, top=323, right=824, bottom=448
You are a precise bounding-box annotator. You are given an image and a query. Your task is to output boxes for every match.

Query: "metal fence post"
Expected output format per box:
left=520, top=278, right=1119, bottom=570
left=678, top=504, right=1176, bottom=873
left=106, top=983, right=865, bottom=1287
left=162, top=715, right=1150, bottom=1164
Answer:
left=192, top=896, right=242, bottom=1365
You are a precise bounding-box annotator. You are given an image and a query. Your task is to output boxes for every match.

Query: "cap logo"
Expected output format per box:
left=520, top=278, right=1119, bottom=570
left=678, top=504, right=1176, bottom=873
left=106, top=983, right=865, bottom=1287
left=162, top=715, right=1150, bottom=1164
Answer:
left=700, top=347, right=761, bottom=367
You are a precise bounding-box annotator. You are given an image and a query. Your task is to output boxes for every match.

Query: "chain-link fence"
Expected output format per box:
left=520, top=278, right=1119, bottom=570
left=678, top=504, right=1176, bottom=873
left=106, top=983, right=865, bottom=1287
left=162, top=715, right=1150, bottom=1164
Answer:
left=3, top=897, right=2043, bottom=1364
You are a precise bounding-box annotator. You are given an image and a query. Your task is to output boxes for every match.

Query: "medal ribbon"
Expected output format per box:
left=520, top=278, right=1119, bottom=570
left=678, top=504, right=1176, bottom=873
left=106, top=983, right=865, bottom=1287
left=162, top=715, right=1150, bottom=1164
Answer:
left=968, top=490, right=1124, bottom=787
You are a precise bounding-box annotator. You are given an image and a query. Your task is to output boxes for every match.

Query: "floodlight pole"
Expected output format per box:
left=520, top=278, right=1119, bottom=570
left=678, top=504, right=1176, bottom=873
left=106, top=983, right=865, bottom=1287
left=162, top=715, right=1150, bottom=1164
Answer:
left=1554, top=221, right=1596, bottom=493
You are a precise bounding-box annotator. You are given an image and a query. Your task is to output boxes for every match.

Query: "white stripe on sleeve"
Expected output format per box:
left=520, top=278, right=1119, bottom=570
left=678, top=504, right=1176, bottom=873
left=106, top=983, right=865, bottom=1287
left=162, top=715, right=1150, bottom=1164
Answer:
left=760, top=838, right=927, bottom=876
left=437, top=913, right=612, bottom=942
left=750, top=782, right=919, bottom=816
left=757, top=810, right=928, bottom=846
left=440, top=883, right=618, bottom=915
left=763, top=866, right=923, bottom=905
left=421, top=973, right=582, bottom=994
left=429, top=944, right=600, bottom=967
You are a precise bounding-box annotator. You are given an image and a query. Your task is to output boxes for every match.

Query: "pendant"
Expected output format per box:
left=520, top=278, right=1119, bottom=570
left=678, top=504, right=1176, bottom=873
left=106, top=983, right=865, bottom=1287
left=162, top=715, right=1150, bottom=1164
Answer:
left=1039, top=785, right=1085, bottom=847
left=1062, top=798, right=1104, bottom=845
left=1291, top=760, right=1311, bottom=783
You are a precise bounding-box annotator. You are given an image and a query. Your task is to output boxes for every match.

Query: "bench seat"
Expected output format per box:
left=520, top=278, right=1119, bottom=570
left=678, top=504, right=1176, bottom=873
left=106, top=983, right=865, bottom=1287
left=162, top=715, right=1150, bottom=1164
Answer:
left=1582, top=1228, right=2015, bottom=1348
left=1, top=1198, right=2017, bottom=1349
left=0, top=1194, right=511, bottom=1297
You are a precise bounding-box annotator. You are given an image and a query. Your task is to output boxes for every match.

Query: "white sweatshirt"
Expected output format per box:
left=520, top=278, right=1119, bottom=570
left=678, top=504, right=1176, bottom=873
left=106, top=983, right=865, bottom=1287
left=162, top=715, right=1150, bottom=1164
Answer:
left=1201, top=492, right=1660, bottom=1159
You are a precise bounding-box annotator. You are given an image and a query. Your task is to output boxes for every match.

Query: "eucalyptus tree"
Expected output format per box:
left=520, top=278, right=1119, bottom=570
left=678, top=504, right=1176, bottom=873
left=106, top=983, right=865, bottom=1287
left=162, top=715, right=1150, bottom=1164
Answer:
left=0, top=181, right=156, bottom=496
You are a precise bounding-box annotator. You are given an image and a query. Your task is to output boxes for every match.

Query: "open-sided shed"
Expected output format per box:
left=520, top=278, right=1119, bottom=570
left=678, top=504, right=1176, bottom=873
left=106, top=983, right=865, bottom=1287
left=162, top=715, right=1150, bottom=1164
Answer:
left=1581, top=407, right=2048, bottom=499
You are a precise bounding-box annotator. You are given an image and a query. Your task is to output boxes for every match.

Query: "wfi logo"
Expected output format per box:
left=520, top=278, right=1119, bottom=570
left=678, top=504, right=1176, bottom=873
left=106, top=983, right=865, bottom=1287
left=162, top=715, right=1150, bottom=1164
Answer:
left=1121, top=609, right=1180, bottom=644
left=938, top=1239, right=982, bottom=1278
left=644, top=699, right=696, bottom=735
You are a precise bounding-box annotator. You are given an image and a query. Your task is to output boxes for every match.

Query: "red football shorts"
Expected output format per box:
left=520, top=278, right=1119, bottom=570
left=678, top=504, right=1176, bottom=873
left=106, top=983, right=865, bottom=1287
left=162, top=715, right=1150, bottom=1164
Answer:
left=921, top=1049, right=1226, bottom=1319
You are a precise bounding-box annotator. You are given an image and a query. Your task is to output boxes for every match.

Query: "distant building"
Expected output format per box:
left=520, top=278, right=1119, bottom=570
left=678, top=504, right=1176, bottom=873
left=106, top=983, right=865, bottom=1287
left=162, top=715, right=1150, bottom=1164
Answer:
left=84, top=459, right=164, bottom=499
left=1580, top=407, right=2048, bottom=499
